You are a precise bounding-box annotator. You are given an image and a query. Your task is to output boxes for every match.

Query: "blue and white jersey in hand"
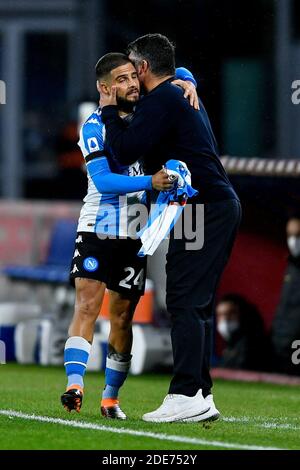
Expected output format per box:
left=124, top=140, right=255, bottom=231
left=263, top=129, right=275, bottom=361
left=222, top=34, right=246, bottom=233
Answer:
left=77, top=108, right=150, bottom=237
left=137, top=160, right=198, bottom=257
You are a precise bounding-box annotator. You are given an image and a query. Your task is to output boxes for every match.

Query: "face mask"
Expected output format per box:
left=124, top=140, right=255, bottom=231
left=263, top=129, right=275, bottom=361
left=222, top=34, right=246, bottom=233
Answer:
left=217, top=320, right=239, bottom=341
left=287, top=236, right=300, bottom=258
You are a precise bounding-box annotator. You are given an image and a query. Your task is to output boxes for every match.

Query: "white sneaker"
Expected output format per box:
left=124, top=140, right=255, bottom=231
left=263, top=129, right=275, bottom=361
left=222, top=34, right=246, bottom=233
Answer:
left=142, top=389, right=210, bottom=423
left=181, top=394, right=220, bottom=422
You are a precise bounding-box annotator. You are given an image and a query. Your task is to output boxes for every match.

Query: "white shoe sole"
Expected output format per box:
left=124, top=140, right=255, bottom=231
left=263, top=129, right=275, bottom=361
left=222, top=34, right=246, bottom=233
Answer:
left=142, top=405, right=210, bottom=423
left=181, top=408, right=220, bottom=423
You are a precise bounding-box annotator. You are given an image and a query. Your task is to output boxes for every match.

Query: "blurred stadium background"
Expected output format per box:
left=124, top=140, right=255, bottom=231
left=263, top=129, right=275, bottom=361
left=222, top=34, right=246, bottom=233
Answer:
left=0, top=0, right=300, bottom=451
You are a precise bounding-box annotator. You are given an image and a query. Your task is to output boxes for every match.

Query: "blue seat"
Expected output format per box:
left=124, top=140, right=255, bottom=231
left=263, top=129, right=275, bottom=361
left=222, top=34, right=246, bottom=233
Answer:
left=3, top=219, right=77, bottom=285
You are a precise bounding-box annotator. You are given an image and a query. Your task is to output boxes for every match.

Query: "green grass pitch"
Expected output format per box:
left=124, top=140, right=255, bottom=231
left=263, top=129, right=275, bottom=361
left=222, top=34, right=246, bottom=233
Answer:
left=0, top=364, right=299, bottom=450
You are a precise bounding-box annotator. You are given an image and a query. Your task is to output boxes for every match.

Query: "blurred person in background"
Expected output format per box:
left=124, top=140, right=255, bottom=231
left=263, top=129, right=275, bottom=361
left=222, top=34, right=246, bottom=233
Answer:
left=216, top=293, right=269, bottom=371
left=271, top=213, right=300, bottom=375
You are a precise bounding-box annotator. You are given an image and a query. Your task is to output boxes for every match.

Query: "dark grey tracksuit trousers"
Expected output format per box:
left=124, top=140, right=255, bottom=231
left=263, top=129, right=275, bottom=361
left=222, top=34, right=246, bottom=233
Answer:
left=166, top=198, right=242, bottom=397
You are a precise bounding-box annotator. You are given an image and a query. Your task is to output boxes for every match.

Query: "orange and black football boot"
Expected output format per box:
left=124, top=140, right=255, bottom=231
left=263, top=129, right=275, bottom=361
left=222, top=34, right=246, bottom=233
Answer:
left=61, top=386, right=83, bottom=413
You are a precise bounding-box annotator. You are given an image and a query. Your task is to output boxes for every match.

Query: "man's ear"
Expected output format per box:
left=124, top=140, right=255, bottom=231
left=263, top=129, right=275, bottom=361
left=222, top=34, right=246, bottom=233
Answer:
left=140, top=60, right=149, bottom=74
left=136, top=59, right=149, bottom=77
left=97, top=80, right=110, bottom=94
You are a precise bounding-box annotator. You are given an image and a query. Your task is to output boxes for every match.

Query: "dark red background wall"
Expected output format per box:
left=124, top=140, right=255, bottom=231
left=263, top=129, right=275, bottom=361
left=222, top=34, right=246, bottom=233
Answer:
left=218, top=229, right=288, bottom=331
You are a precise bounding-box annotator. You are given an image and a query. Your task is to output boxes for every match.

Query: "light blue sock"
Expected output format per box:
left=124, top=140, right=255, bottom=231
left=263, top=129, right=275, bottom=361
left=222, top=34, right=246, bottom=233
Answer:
left=102, top=384, right=120, bottom=399
left=102, top=356, right=131, bottom=401
left=64, top=336, right=91, bottom=390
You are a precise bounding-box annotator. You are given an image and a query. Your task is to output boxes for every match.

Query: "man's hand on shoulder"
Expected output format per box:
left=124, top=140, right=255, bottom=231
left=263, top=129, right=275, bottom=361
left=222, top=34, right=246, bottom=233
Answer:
left=171, top=79, right=200, bottom=110
left=99, top=85, right=117, bottom=109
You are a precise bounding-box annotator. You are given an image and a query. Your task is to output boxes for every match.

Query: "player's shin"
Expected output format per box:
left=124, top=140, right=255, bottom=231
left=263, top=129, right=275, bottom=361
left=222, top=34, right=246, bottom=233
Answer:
left=64, top=336, right=91, bottom=391
left=61, top=336, right=91, bottom=412
left=101, top=345, right=131, bottom=419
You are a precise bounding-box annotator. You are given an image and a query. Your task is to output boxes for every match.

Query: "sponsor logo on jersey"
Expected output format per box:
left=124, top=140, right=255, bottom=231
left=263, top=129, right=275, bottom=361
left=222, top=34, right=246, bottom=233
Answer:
left=128, top=161, right=144, bottom=176
left=87, top=137, right=100, bottom=152
left=83, top=256, right=99, bottom=272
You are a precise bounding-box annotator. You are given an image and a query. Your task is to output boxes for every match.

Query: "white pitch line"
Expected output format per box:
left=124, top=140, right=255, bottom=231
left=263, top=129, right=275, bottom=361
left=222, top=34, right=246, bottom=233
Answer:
left=0, top=409, right=284, bottom=450
left=223, top=416, right=300, bottom=431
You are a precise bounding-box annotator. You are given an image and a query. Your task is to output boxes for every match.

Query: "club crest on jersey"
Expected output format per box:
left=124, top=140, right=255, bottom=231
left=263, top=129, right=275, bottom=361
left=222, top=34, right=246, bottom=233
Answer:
left=87, top=137, right=100, bottom=152
left=83, top=256, right=98, bottom=272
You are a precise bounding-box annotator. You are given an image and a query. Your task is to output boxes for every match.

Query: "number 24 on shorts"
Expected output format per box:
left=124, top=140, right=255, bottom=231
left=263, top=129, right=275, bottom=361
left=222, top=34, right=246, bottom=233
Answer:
left=119, top=267, right=144, bottom=290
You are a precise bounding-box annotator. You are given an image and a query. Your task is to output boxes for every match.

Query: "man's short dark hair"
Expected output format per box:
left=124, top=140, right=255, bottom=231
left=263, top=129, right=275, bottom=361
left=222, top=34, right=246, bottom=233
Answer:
left=95, top=52, right=131, bottom=80
left=127, top=33, right=175, bottom=77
